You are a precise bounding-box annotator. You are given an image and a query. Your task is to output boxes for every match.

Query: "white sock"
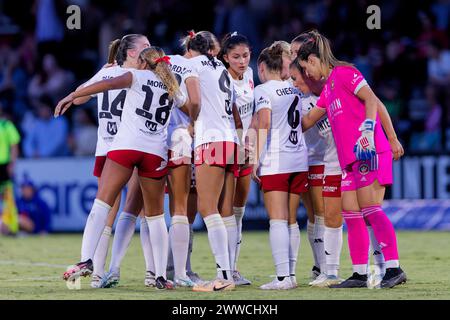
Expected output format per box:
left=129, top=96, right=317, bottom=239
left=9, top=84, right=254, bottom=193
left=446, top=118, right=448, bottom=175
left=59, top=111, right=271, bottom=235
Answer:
left=314, top=216, right=326, bottom=273
left=353, top=264, right=368, bottom=275
left=140, top=217, right=155, bottom=274
left=223, top=215, right=238, bottom=272
left=288, top=223, right=300, bottom=277
left=186, top=224, right=194, bottom=273
left=93, top=226, right=112, bottom=277
left=367, top=225, right=386, bottom=274
left=269, top=219, right=290, bottom=278
left=233, top=206, right=245, bottom=270
left=307, top=221, right=318, bottom=268
left=81, top=199, right=111, bottom=261
left=146, top=214, right=169, bottom=279
left=169, top=215, right=190, bottom=279
left=204, top=214, right=231, bottom=280
left=324, top=226, right=343, bottom=277
left=167, top=240, right=174, bottom=273
left=109, top=212, right=136, bottom=274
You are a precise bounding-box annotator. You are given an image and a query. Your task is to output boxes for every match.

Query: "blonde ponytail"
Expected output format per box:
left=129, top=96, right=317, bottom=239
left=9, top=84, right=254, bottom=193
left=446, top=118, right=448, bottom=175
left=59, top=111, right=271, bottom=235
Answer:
left=140, top=47, right=180, bottom=99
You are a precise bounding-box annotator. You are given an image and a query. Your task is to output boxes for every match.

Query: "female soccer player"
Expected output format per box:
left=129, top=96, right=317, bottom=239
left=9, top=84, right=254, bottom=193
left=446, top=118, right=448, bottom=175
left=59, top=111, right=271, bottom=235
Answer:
left=184, top=30, right=242, bottom=292
left=67, top=34, right=153, bottom=288
left=217, top=31, right=254, bottom=286
left=298, top=30, right=407, bottom=289
left=57, top=46, right=183, bottom=290
left=290, top=34, right=328, bottom=280
left=290, top=58, right=344, bottom=287
left=164, top=47, right=201, bottom=288
left=252, top=43, right=309, bottom=290
left=165, top=31, right=222, bottom=286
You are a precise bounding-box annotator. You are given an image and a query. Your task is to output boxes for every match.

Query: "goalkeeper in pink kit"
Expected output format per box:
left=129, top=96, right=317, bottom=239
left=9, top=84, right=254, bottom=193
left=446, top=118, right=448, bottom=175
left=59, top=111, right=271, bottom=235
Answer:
left=299, top=30, right=406, bottom=289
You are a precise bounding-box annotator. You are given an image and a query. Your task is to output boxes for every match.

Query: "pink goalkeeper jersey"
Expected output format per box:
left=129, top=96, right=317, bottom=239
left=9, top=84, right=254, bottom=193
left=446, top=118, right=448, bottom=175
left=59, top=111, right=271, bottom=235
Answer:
left=316, top=66, right=390, bottom=169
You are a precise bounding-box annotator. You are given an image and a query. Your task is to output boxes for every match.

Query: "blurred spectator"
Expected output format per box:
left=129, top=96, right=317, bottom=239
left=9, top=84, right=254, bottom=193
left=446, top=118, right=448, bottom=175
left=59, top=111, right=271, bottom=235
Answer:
left=22, top=95, right=69, bottom=158
left=0, top=40, right=33, bottom=121
left=427, top=40, right=450, bottom=86
left=426, top=39, right=450, bottom=128
left=0, top=103, right=20, bottom=235
left=28, top=53, right=75, bottom=103
left=431, top=0, right=450, bottom=31
left=69, top=107, right=97, bottom=156
left=410, top=86, right=443, bottom=152
left=34, top=0, right=65, bottom=57
left=17, top=179, right=51, bottom=235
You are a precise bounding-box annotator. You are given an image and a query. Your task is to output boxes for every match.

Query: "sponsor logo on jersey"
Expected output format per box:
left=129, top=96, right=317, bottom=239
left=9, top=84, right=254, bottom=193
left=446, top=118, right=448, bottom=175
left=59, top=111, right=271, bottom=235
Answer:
left=289, top=130, right=298, bottom=145
left=145, top=120, right=158, bottom=132
left=256, top=96, right=270, bottom=107
left=107, top=121, right=118, bottom=135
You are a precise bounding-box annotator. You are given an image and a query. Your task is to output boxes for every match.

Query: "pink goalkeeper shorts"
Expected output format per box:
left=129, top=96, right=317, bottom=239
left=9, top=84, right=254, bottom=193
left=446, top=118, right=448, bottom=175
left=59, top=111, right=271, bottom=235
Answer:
left=341, top=151, right=393, bottom=192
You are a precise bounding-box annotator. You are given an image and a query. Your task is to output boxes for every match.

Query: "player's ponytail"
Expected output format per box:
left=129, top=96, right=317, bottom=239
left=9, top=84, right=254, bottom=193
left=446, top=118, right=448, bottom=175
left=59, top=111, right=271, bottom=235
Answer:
left=140, top=47, right=180, bottom=99
left=184, top=30, right=219, bottom=69
left=107, top=39, right=121, bottom=64
left=115, top=34, right=146, bottom=66
left=257, top=42, right=284, bottom=73
left=297, top=29, right=352, bottom=68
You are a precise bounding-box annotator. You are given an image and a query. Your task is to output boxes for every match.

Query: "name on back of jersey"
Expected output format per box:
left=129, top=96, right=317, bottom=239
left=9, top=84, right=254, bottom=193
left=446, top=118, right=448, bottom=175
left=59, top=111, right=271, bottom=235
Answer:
left=146, top=79, right=168, bottom=90
left=276, top=87, right=296, bottom=96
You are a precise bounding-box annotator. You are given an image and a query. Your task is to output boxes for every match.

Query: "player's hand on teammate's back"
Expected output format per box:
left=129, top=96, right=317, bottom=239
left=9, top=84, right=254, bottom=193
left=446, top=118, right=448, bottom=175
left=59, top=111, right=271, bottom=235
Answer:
left=54, top=92, right=75, bottom=118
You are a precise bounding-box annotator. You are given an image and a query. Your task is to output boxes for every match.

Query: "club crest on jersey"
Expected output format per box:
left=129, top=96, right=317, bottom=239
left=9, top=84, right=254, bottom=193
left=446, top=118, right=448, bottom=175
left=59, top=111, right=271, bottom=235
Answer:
left=107, top=122, right=118, bottom=135
left=145, top=120, right=158, bottom=132
left=359, top=164, right=369, bottom=176
left=331, top=80, right=335, bottom=90
left=289, top=130, right=298, bottom=145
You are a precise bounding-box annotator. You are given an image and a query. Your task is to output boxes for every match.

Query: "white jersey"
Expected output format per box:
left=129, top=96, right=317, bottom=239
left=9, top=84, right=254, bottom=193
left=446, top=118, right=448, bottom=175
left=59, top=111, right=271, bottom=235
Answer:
left=318, top=116, right=341, bottom=176
left=301, top=94, right=327, bottom=166
left=232, top=67, right=255, bottom=136
left=191, top=55, right=239, bottom=147
left=254, top=80, right=308, bottom=176
left=302, top=94, right=341, bottom=175
left=83, top=66, right=131, bottom=156
left=167, top=55, right=197, bottom=156
left=110, top=69, right=185, bottom=160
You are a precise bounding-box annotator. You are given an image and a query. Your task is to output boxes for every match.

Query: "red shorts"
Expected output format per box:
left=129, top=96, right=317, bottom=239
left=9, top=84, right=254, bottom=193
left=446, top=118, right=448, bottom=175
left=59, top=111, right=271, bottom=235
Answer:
left=322, top=175, right=342, bottom=198
left=93, top=156, right=107, bottom=178
left=107, top=150, right=168, bottom=179
left=260, top=172, right=309, bottom=194
left=237, top=165, right=253, bottom=178
left=308, top=165, right=325, bottom=187
left=194, top=141, right=238, bottom=175
left=167, top=150, right=193, bottom=169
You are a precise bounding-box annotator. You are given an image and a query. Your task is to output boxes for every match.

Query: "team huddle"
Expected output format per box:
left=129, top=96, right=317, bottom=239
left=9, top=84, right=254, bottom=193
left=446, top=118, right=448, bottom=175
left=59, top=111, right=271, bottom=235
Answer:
left=55, top=29, right=407, bottom=292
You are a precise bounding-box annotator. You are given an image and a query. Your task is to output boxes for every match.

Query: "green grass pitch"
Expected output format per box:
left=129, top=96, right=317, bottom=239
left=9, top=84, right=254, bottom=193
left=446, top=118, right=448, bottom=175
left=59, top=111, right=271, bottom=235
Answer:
left=0, top=231, right=449, bottom=300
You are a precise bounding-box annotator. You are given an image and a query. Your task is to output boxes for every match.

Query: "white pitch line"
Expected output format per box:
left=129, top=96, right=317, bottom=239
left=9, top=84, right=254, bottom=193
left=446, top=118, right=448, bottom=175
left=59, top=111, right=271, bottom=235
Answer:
left=0, top=276, right=58, bottom=282
left=0, top=260, right=67, bottom=269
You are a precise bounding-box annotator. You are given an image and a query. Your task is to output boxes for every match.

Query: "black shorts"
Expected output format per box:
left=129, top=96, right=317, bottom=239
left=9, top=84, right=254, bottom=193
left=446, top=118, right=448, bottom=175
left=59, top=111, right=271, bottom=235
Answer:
left=0, top=164, right=10, bottom=185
